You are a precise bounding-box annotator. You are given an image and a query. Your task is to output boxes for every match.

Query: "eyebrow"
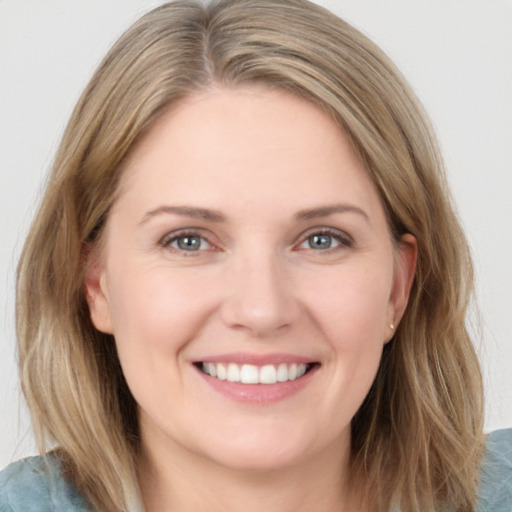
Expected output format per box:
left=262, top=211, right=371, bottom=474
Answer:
left=139, top=203, right=369, bottom=225
left=294, top=204, right=370, bottom=222
left=140, top=205, right=226, bottom=224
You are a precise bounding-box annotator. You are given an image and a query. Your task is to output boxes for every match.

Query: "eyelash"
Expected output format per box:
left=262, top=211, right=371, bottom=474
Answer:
left=158, top=227, right=354, bottom=255
left=159, top=229, right=215, bottom=255
left=296, top=227, right=354, bottom=252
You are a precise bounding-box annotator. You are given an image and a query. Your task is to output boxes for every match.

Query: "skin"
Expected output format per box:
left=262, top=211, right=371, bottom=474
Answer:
left=86, top=87, right=416, bottom=512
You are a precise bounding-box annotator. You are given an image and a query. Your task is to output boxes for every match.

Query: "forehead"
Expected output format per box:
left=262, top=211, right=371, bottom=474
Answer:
left=116, top=86, right=384, bottom=222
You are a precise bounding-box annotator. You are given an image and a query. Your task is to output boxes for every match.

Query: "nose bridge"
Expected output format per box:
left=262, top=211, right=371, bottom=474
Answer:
left=221, top=243, right=299, bottom=336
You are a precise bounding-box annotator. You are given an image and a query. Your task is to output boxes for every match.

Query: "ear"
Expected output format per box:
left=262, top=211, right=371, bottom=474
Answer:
left=83, top=246, right=114, bottom=334
left=386, top=233, right=417, bottom=341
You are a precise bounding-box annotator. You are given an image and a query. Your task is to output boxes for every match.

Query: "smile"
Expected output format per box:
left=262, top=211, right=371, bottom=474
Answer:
left=199, top=362, right=314, bottom=385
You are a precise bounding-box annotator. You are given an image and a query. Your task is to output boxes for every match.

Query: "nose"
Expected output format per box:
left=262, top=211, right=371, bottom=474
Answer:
left=220, top=250, right=301, bottom=338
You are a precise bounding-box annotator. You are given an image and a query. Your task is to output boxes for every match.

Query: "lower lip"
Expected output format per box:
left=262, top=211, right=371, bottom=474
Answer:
left=195, top=365, right=318, bottom=404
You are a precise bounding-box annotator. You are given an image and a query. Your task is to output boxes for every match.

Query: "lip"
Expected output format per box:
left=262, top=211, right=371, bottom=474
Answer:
left=192, top=352, right=320, bottom=404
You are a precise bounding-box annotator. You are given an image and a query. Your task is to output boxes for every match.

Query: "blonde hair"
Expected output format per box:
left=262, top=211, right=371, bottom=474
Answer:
left=16, top=1, right=484, bottom=511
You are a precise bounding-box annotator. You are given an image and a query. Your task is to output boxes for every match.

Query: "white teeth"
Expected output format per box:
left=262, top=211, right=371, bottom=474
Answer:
left=277, top=363, right=288, bottom=382
left=207, top=363, right=217, bottom=378
left=200, top=362, right=312, bottom=384
left=260, top=364, right=277, bottom=384
left=227, top=363, right=240, bottom=382
left=217, top=363, right=227, bottom=380
left=240, top=364, right=259, bottom=384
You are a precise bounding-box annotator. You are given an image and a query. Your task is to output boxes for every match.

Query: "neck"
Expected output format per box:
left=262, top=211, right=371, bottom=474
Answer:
left=138, top=432, right=357, bottom=512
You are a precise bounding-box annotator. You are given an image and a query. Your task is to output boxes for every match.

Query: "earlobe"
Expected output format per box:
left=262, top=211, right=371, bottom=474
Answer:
left=84, top=247, right=114, bottom=334
left=387, top=233, right=418, bottom=338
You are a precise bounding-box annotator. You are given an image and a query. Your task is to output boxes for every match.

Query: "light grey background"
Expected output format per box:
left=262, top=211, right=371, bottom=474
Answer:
left=1, top=0, right=511, bottom=469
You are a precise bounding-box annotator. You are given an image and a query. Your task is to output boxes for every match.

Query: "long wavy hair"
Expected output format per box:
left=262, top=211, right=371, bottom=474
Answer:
left=16, top=1, right=484, bottom=510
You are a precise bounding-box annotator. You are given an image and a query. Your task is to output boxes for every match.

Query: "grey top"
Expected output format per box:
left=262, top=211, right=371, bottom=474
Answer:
left=1, top=429, right=511, bottom=511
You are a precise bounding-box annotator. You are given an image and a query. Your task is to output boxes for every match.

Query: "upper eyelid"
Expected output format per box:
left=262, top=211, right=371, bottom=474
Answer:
left=296, top=226, right=354, bottom=245
left=158, top=226, right=353, bottom=249
left=159, top=228, right=216, bottom=248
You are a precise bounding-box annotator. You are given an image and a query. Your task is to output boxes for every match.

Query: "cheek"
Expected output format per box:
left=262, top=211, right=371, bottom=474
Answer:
left=107, top=265, right=209, bottom=343
left=303, top=263, right=392, bottom=348
left=302, top=263, right=391, bottom=405
left=104, top=269, right=210, bottom=410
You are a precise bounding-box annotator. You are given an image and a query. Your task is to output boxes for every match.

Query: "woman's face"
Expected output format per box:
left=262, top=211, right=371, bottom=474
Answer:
left=87, top=87, right=416, bottom=473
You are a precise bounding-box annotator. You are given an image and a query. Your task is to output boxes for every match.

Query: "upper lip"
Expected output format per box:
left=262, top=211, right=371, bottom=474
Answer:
left=193, top=352, right=318, bottom=366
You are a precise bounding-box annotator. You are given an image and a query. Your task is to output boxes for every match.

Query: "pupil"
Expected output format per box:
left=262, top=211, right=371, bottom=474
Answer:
left=310, top=234, right=331, bottom=249
left=178, top=236, right=200, bottom=250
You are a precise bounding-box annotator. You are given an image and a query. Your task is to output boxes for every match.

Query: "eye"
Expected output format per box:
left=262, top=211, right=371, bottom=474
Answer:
left=297, top=228, right=353, bottom=251
left=304, top=233, right=339, bottom=250
left=160, top=231, right=213, bottom=253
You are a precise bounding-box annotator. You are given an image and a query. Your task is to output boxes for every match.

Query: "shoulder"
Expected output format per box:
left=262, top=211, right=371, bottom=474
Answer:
left=478, top=428, right=512, bottom=512
left=0, top=454, right=91, bottom=512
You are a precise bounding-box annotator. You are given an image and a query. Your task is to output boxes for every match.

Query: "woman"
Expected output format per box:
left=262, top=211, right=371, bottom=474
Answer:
left=0, top=1, right=510, bottom=511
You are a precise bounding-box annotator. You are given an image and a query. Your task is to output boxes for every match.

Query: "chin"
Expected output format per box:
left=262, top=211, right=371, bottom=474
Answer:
left=194, top=421, right=334, bottom=474
left=206, top=443, right=308, bottom=473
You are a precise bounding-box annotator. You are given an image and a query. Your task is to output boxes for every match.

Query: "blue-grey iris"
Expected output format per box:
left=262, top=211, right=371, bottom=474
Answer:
left=177, top=235, right=201, bottom=251
left=308, top=234, right=332, bottom=249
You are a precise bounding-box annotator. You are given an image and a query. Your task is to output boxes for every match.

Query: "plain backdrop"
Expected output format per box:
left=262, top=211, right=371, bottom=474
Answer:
left=1, top=0, right=511, bottom=469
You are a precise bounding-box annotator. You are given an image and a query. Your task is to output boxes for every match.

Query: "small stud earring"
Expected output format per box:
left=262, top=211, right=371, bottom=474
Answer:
left=390, top=323, right=395, bottom=330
